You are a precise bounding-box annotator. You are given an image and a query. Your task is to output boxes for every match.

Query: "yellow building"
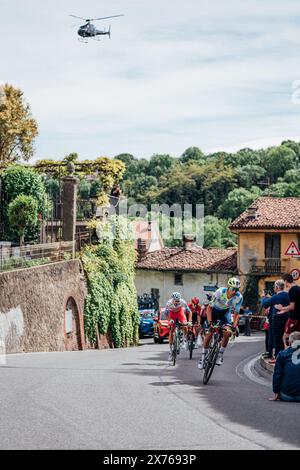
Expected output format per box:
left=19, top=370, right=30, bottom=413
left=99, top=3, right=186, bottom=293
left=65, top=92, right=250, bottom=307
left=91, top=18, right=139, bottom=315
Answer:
left=230, top=197, right=300, bottom=293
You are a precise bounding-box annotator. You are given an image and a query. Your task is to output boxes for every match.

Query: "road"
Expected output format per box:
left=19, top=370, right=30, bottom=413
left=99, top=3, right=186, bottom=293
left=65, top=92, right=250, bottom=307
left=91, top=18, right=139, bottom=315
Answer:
left=0, top=333, right=299, bottom=450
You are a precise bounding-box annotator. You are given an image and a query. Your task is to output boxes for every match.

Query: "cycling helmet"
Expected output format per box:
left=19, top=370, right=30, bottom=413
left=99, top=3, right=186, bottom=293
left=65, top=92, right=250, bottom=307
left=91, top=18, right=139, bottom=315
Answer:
left=191, top=297, right=200, bottom=304
left=171, top=292, right=181, bottom=301
left=228, top=277, right=241, bottom=289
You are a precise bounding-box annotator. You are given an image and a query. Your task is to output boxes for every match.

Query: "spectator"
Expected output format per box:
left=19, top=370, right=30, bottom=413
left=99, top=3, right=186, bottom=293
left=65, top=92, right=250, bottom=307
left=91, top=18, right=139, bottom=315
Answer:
left=111, top=184, right=122, bottom=199
left=261, top=281, right=290, bottom=361
left=270, top=331, right=300, bottom=402
left=110, top=184, right=122, bottom=214
left=243, top=306, right=252, bottom=336
left=275, top=273, right=300, bottom=348
left=263, top=313, right=270, bottom=356
left=261, top=291, right=274, bottom=359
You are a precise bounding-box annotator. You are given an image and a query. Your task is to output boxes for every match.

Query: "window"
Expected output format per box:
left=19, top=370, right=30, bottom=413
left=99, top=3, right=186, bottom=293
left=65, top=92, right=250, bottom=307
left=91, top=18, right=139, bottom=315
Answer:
left=65, top=298, right=75, bottom=335
left=174, top=273, right=183, bottom=285
left=265, top=234, right=281, bottom=259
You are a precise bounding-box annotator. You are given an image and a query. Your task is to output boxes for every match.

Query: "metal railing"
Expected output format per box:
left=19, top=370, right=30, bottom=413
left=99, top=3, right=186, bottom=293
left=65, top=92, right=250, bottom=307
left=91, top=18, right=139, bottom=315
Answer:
left=250, top=258, right=289, bottom=275
left=0, top=241, right=75, bottom=273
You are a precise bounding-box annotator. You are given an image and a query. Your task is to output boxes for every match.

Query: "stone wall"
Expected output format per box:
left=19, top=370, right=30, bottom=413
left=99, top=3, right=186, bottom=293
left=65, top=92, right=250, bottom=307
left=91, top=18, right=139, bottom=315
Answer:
left=0, top=260, right=86, bottom=354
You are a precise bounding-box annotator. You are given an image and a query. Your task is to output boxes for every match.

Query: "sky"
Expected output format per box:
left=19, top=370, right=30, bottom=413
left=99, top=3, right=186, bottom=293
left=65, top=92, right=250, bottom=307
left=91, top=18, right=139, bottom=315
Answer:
left=2, top=0, right=300, bottom=161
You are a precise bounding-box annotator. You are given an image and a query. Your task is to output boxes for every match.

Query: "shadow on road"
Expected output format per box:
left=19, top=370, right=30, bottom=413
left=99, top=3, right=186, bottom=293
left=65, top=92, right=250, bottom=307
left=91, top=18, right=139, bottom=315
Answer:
left=118, top=340, right=300, bottom=449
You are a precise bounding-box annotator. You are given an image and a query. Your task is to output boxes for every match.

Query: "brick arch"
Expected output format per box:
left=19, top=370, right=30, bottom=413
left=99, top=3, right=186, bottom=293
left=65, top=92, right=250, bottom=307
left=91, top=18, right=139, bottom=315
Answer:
left=63, top=293, right=85, bottom=351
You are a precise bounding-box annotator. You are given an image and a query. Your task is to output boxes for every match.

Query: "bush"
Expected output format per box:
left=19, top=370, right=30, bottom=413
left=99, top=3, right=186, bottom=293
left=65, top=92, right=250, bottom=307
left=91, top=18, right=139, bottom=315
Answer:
left=0, top=165, right=48, bottom=243
left=8, top=195, right=38, bottom=245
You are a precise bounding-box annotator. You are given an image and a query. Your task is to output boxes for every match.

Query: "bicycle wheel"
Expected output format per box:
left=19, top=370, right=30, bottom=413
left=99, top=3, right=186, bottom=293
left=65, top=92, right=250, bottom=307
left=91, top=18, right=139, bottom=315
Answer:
left=189, top=333, right=195, bottom=360
left=172, top=330, right=178, bottom=366
left=203, top=343, right=219, bottom=385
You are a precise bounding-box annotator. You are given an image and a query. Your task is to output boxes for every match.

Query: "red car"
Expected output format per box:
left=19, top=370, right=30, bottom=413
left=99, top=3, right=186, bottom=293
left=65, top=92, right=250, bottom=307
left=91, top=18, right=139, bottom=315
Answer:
left=153, top=307, right=169, bottom=343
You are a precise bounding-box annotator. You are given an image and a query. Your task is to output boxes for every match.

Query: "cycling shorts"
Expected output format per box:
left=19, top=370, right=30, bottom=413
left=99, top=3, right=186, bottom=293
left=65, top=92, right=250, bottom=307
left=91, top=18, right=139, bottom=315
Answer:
left=169, top=307, right=188, bottom=325
left=211, top=307, right=232, bottom=326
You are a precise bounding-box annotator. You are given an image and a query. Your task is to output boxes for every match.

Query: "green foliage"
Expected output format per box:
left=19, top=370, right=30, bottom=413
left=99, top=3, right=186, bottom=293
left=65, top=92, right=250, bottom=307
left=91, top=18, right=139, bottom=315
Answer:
left=119, top=140, right=300, bottom=248
left=180, top=146, right=205, bottom=164
left=8, top=194, right=38, bottom=245
left=204, top=216, right=237, bottom=248
left=81, top=232, right=139, bottom=348
left=0, top=256, right=52, bottom=272
left=218, top=186, right=262, bottom=220
left=262, top=145, right=298, bottom=183
left=1, top=165, right=48, bottom=243
left=243, top=275, right=262, bottom=312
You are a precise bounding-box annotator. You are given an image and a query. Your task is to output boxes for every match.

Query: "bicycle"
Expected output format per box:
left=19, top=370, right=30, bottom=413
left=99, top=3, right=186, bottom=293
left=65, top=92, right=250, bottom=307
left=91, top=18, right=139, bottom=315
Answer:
left=187, top=324, right=199, bottom=360
left=202, top=322, right=236, bottom=385
left=170, top=319, right=183, bottom=366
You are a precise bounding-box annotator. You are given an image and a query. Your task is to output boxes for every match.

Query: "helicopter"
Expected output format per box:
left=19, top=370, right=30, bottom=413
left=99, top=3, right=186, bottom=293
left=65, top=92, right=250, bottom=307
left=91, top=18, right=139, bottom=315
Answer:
left=70, top=14, right=124, bottom=42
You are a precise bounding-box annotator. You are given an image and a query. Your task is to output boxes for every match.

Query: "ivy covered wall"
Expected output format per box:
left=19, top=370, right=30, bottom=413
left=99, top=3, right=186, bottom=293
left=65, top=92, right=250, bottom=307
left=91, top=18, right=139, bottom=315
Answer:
left=80, top=235, right=139, bottom=348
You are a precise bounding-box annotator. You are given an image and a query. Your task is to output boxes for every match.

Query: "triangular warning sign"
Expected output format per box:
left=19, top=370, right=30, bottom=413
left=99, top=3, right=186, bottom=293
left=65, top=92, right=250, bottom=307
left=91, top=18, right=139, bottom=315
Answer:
left=285, top=241, right=300, bottom=256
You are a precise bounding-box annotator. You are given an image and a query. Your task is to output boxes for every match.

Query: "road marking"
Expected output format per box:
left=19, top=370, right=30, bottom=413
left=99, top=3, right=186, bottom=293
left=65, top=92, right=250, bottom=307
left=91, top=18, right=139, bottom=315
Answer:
left=235, top=353, right=271, bottom=388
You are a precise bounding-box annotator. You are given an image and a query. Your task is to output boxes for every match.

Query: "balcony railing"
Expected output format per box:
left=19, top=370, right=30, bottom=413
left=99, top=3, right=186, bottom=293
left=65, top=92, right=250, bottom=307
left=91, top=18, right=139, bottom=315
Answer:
left=250, top=258, right=289, bottom=275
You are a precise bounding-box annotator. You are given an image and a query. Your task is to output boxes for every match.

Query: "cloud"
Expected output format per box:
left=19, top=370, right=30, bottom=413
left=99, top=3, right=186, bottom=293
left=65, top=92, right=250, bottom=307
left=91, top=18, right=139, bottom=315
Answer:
left=1, top=0, right=300, bottom=159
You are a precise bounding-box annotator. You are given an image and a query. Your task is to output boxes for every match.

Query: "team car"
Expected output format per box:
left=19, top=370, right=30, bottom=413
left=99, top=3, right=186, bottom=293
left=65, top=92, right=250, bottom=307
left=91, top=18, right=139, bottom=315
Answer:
left=139, top=309, right=156, bottom=338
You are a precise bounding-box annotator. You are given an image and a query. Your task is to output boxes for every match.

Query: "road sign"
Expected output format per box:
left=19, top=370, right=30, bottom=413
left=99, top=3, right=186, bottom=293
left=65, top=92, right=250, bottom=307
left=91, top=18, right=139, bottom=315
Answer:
left=291, top=269, right=300, bottom=281
left=204, top=285, right=218, bottom=292
left=285, top=241, right=300, bottom=256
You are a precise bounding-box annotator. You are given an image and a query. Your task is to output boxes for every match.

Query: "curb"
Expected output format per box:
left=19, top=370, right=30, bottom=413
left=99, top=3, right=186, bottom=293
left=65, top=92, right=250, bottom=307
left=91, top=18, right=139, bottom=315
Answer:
left=259, top=356, right=274, bottom=376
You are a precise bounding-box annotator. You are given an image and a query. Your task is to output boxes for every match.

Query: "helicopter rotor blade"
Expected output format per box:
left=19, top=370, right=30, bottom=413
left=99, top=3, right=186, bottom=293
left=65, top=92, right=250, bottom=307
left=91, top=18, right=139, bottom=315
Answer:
left=69, top=14, right=87, bottom=20
left=92, top=14, right=124, bottom=21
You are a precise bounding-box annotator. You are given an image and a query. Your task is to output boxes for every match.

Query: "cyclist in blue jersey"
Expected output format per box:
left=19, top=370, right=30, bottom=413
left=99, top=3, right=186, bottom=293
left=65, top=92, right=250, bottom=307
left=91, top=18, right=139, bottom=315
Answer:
left=198, top=278, right=243, bottom=369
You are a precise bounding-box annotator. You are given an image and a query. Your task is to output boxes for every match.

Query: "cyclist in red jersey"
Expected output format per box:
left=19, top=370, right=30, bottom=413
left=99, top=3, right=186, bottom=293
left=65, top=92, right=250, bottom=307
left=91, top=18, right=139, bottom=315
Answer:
left=165, top=292, right=192, bottom=362
left=188, top=297, right=201, bottom=345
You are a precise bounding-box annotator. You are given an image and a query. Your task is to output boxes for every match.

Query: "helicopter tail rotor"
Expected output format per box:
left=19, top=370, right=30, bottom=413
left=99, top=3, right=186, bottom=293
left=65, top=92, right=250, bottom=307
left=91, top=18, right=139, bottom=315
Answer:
left=108, top=25, right=111, bottom=39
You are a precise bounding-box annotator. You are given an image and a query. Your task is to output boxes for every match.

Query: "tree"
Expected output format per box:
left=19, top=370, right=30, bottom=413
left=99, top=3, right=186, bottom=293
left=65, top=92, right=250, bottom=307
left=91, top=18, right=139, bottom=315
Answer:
left=148, top=154, right=176, bottom=178
left=218, top=186, right=262, bottom=220
left=63, top=152, right=79, bottom=163
left=114, top=153, right=135, bottom=167
left=180, top=146, right=205, bottom=164
left=8, top=195, right=38, bottom=245
left=203, top=216, right=237, bottom=248
left=262, top=145, right=298, bottom=183
left=235, top=165, right=266, bottom=189
left=0, top=165, right=48, bottom=242
left=0, top=84, right=38, bottom=164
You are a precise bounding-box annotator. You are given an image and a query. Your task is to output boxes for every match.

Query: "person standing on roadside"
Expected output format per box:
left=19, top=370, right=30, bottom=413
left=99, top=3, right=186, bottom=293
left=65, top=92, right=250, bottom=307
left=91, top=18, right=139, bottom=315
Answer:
left=275, top=274, right=300, bottom=348
left=261, top=280, right=290, bottom=360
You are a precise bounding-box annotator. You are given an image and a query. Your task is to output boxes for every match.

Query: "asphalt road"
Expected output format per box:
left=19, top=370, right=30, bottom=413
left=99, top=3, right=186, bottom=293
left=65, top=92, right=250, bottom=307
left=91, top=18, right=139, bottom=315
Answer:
left=0, top=333, right=299, bottom=450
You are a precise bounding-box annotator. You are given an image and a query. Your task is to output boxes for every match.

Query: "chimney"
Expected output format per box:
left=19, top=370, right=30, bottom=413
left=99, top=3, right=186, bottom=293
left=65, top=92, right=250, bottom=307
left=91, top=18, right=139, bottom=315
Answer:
left=183, top=234, right=196, bottom=250
left=137, top=238, right=147, bottom=259
left=247, top=206, right=257, bottom=219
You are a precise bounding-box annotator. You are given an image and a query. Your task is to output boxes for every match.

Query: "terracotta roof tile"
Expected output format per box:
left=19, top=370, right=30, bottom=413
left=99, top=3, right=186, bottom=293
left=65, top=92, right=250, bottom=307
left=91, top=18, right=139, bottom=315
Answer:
left=230, top=197, right=300, bottom=230
left=136, top=247, right=237, bottom=273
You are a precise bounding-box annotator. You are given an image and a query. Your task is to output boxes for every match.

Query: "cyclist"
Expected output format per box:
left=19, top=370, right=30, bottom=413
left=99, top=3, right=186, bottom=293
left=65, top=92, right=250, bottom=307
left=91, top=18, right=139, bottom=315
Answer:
left=166, top=292, right=191, bottom=362
left=200, top=300, right=209, bottom=326
left=198, top=278, right=243, bottom=369
left=188, top=297, right=202, bottom=346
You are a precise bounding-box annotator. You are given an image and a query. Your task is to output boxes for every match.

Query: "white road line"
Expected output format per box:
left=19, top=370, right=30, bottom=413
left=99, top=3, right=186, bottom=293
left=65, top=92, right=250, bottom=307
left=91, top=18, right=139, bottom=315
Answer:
left=236, top=353, right=271, bottom=388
